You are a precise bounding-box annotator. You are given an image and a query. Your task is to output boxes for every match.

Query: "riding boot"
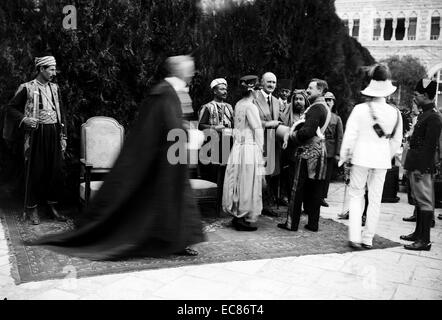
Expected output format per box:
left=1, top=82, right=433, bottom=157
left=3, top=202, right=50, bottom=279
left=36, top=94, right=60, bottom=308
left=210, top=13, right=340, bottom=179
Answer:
left=403, top=206, right=417, bottom=222
left=400, top=207, right=421, bottom=241
left=404, top=210, right=432, bottom=251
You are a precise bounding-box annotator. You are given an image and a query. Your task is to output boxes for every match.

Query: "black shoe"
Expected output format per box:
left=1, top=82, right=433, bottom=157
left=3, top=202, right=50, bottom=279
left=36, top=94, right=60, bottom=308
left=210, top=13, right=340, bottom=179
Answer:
left=438, top=214, right=442, bottom=220
left=235, top=218, right=258, bottom=231
left=403, top=215, right=416, bottom=222
left=177, top=247, right=198, bottom=256
left=348, top=241, right=362, bottom=250
left=320, top=199, right=329, bottom=207
left=304, top=224, right=318, bottom=232
left=404, top=240, right=431, bottom=251
left=262, top=208, right=279, bottom=217
left=400, top=233, right=418, bottom=241
left=277, top=223, right=297, bottom=231
left=361, top=243, right=372, bottom=249
left=48, top=204, right=67, bottom=222
left=338, top=211, right=349, bottom=219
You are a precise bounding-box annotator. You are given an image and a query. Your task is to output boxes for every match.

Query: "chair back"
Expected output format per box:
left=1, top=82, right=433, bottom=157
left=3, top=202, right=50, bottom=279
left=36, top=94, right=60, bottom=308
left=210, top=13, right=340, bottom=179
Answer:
left=81, top=116, right=124, bottom=170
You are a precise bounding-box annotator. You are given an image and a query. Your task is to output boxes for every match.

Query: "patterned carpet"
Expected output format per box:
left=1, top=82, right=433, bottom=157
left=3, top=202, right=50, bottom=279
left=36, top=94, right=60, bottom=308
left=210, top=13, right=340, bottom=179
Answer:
left=0, top=201, right=400, bottom=284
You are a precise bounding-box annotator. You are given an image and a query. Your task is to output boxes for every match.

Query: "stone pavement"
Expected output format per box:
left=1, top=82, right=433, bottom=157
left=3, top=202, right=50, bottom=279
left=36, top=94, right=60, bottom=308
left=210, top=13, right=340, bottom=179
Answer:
left=0, top=182, right=441, bottom=300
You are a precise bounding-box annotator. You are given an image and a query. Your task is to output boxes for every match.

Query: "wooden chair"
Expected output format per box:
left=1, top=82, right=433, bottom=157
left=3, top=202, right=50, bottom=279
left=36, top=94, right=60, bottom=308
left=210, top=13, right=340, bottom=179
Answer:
left=79, top=116, right=124, bottom=207
left=187, top=124, right=220, bottom=216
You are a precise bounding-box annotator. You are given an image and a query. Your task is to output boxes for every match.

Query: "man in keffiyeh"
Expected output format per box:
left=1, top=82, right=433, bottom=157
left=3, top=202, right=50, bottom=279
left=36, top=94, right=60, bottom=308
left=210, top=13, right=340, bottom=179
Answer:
left=6, top=55, right=68, bottom=225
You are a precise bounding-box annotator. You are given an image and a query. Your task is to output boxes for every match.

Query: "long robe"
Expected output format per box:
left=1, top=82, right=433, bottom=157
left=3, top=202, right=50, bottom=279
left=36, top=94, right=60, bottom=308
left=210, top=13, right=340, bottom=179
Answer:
left=26, top=81, right=205, bottom=260
left=222, top=98, right=264, bottom=222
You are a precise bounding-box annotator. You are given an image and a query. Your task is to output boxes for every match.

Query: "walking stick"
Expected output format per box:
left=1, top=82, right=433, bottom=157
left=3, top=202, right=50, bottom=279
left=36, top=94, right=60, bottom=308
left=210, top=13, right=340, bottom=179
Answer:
left=338, top=162, right=350, bottom=219
left=23, top=90, right=38, bottom=220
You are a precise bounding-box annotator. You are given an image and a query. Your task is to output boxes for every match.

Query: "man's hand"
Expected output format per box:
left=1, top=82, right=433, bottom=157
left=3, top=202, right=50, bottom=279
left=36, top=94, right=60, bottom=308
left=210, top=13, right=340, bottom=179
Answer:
left=282, top=132, right=289, bottom=149
left=214, top=124, right=225, bottom=132
left=413, top=170, right=423, bottom=181
left=61, top=139, right=67, bottom=153
left=22, top=117, right=39, bottom=130
left=265, top=120, right=281, bottom=128
left=334, top=155, right=340, bottom=162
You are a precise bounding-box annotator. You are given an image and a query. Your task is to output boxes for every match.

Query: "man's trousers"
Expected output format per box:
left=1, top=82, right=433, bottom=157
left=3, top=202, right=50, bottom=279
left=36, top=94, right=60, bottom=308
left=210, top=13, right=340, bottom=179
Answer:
left=408, top=170, right=434, bottom=243
left=408, top=171, right=434, bottom=211
left=25, top=123, right=63, bottom=208
left=348, top=165, right=387, bottom=245
left=286, top=159, right=323, bottom=231
left=321, top=157, right=335, bottom=199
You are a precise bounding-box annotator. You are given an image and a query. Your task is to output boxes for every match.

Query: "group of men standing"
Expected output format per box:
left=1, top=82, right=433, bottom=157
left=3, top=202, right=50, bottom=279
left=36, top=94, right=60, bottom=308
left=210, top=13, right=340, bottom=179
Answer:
left=4, top=55, right=441, bottom=258
left=198, top=67, right=442, bottom=253
left=198, top=72, right=344, bottom=233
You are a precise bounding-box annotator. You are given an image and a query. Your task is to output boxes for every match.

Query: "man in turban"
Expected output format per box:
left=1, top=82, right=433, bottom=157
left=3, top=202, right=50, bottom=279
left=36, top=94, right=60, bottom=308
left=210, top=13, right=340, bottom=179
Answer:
left=6, top=55, right=67, bottom=224
left=198, top=78, right=234, bottom=201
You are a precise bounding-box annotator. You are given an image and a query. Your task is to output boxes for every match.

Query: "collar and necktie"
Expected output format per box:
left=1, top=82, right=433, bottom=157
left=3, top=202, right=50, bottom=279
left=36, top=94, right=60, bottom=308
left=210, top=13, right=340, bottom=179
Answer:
left=267, top=95, right=274, bottom=119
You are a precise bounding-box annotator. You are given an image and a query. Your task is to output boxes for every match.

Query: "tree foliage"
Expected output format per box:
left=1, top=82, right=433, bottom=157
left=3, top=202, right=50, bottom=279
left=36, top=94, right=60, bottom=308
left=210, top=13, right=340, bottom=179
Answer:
left=0, top=0, right=374, bottom=201
left=380, top=55, right=427, bottom=109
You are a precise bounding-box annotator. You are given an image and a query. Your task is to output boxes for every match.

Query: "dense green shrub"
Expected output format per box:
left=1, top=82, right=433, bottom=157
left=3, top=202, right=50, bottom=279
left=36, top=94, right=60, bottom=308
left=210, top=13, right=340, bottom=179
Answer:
left=380, top=55, right=427, bottom=109
left=0, top=0, right=374, bottom=202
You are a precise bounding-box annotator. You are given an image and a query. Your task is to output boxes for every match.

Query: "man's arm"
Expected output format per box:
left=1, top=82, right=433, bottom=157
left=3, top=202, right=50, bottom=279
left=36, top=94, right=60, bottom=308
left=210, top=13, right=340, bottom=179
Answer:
left=335, top=115, right=344, bottom=158
left=418, top=116, right=442, bottom=171
left=290, top=105, right=322, bottom=145
left=339, top=106, right=359, bottom=163
left=389, top=110, right=403, bottom=159
left=7, top=85, right=28, bottom=125
left=198, top=107, right=212, bottom=131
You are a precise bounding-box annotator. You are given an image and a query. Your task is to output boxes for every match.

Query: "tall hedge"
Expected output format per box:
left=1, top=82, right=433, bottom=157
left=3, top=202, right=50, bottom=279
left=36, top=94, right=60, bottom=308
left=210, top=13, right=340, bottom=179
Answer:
left=0, top=0, right=374, bottom=202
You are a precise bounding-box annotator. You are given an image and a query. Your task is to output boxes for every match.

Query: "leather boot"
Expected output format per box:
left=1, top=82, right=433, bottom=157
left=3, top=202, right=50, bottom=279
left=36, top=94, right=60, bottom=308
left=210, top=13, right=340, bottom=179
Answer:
left=404, top=210, right=432, bottom=251
left=48, top=203, right=67, bottom=222
left=403, top=206, right=417, bottom=222
left=400, top=207, right=421, bottom=241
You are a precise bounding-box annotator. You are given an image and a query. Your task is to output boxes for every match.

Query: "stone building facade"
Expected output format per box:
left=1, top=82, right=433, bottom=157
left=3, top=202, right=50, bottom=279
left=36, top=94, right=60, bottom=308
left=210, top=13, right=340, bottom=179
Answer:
left=335, top=0, right=442, bottom=108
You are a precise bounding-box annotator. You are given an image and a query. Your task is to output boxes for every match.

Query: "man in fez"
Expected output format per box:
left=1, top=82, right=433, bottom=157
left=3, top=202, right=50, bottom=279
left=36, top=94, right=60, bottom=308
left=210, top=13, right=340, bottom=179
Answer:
left=401, top=79, right=442, bottom=251
left=7, top=56, right=67, bottom=225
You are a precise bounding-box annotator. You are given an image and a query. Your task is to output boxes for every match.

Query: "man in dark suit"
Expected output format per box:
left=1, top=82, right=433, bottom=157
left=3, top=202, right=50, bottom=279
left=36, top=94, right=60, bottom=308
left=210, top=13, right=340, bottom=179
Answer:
left=321, top=91, right=343, bottom=207
left=252, top=72, right=282, bottom=216
left=401, top=79, right=442, bottom=251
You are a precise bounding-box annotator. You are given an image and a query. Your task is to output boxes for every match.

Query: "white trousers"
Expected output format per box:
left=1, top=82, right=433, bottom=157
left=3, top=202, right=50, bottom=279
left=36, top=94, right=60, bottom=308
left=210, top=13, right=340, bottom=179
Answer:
left=348, top=165, right=387, bottom=245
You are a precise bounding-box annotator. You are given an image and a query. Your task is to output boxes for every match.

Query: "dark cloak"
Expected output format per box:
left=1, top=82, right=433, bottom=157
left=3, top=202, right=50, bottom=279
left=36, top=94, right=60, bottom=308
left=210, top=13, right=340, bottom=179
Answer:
left=26, top=81, right=206, bottom=260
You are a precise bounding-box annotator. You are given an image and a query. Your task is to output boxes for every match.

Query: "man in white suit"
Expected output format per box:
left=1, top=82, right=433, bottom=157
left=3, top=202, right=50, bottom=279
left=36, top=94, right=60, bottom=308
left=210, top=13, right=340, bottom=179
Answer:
left=340, top=64, right=403, bottom=249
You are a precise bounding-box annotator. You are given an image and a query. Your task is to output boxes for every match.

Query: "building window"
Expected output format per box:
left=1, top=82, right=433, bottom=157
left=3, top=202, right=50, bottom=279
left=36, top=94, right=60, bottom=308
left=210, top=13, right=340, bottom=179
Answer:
left=343, top=19, right=349, bottom=33
left=431, top=16, right=440, bottom=40
left=384, top=18, right=393, bottom=40
left=373, top=18, right=381, bottom=40
left=408, top=17, right=417, bottom=40
left=396, top=18, right=405, bottom=40
left=352, top=19, right=360, bottom=39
